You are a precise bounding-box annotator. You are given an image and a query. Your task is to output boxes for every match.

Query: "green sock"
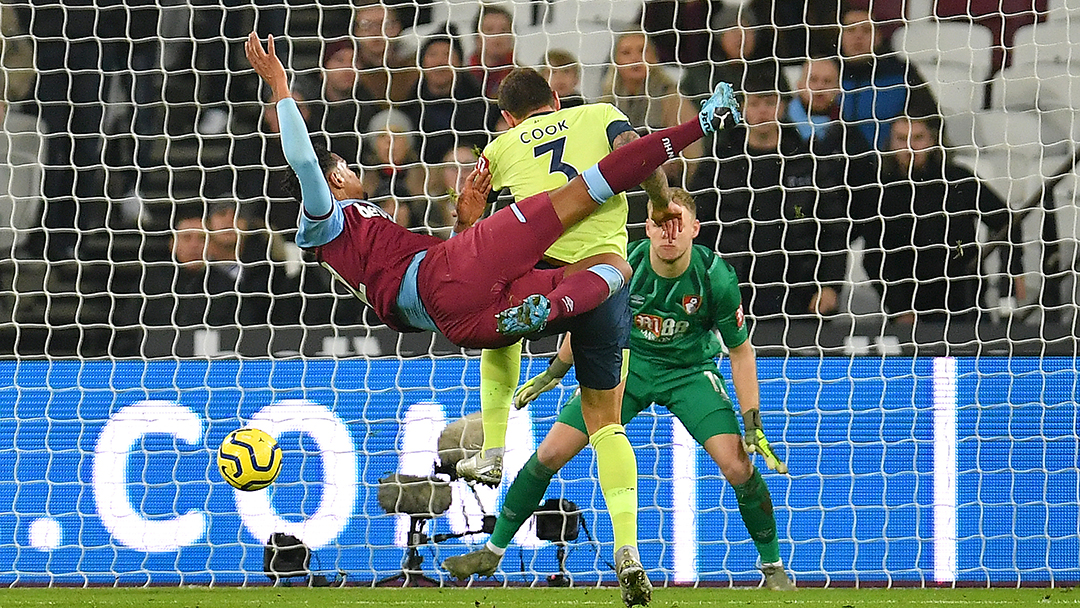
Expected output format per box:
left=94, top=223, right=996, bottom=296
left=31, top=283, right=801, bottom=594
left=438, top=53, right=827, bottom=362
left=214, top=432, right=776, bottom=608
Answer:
left=489, top=452, right=556, bottom=549
left=733, top=467, right=780, bottom=564
left=479, top=342, right=522, bottom=453
left=589, top=424, right=638, bottom=552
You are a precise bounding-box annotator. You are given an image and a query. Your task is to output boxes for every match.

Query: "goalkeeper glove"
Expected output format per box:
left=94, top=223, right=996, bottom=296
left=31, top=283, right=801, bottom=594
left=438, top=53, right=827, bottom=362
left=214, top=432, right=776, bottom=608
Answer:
left=512, top=357, right=572, bottom=409
left=742, top=408, right=788, bottom=474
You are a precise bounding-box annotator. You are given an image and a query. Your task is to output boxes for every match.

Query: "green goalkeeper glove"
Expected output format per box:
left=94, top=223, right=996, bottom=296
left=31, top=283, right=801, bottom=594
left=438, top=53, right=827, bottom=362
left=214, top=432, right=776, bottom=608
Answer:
left=512, top=357, right=572, bottom=409
left=742, top=408, right=788, bottom=474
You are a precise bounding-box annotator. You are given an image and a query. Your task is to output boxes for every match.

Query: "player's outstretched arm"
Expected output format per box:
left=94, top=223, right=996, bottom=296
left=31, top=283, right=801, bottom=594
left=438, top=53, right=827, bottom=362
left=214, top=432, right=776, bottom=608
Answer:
left=729, top=341, right=788, bottom=474
left=245, top=32, right=336, bottom=231
left=245, top=33, right=290, bottom=103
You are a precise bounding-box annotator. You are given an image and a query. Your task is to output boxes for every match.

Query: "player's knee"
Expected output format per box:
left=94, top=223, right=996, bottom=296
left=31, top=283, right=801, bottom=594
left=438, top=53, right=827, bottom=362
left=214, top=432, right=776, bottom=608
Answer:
left=719, top=449, right=754, bottom=486
left=536, top=437, right=584, bottom=470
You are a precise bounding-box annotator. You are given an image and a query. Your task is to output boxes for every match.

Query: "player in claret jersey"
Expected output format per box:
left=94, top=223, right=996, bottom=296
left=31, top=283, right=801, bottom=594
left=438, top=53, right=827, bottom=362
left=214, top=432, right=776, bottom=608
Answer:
left=443, top=191, right=795, bottom=593
left=246, top=33, right=740, bottom=351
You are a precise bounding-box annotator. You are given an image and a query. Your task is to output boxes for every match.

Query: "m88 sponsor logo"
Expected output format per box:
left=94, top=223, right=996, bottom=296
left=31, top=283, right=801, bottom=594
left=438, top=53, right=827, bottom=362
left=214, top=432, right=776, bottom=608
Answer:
left=634, top=313, right=690, bottom=341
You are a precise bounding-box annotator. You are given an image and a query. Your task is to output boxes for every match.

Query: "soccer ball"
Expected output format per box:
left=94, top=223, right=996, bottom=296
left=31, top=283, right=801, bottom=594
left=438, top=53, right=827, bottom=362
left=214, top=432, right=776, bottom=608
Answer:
left=217, top=428, right=283, bottom=491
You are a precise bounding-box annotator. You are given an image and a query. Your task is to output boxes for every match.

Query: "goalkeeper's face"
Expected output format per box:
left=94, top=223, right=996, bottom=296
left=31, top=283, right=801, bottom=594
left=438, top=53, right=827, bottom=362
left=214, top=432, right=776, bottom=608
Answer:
left=646, top=205, right=698, bottom=263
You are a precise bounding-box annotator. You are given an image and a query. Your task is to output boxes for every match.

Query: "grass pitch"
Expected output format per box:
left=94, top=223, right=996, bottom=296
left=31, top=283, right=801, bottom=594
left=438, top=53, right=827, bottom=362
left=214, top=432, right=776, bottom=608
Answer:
left=0, top=586, right=1075, bottom=607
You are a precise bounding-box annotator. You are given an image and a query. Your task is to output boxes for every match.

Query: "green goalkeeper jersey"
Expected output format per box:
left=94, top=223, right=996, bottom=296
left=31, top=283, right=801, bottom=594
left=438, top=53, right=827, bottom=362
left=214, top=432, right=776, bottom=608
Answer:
left=626, top=240, right=748, bottom=369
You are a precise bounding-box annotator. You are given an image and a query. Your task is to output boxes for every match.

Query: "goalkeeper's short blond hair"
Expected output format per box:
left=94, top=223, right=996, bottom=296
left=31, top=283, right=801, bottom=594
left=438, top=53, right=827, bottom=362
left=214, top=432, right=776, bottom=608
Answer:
left=648, top=188, right=697, bottom=219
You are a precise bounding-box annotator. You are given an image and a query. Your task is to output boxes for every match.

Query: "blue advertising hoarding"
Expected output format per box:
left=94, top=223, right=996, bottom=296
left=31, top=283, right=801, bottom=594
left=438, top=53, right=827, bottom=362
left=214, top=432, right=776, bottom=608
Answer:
left=0, top=357, right=1075, bottom=584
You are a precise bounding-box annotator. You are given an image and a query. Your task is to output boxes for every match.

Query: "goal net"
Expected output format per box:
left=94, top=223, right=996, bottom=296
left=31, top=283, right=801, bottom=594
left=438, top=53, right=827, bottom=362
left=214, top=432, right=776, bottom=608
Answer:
left=0, top=0, right=1078, bottom=587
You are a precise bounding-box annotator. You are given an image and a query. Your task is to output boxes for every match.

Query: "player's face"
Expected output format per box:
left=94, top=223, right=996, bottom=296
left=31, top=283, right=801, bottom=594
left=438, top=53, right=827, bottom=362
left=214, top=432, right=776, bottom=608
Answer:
left=646, top=206, right=698, bottom=262
left=330, top=155, right=365, bottom=198
left=172, top=217, right=206, bottom=267
left=800, top=59, right=840, bottom=114
left=841, top=11, right=876, bottom=59
left=478, top=13, right=513, bottom=64
left=889, top=118, right=937, bottom=171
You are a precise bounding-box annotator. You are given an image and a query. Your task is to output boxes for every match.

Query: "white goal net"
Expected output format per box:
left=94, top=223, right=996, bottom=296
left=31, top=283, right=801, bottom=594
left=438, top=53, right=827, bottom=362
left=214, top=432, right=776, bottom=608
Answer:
left=0, top=0, right=1078, bottom=587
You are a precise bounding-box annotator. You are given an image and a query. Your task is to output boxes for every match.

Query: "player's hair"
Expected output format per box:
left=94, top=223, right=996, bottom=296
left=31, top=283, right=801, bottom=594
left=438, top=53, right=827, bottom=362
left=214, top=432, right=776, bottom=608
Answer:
left=497, top=67, right=555, bottom=120
left=648, top=189, right=698, bottom=220
left=671, top=188, right=697, bottom=218
left=473, top=3, right=512, bottom=33
left=281, top=136, right=338, bottom=202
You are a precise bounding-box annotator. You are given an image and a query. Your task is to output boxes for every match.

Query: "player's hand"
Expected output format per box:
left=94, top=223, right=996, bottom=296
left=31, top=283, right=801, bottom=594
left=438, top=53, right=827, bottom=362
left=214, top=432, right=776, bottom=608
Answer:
left=649, top=200, right=685, bottom=241
left=742, top=408, right=788, bottom=474
left=245, top=32, right=290, bottom=102
left=453, top=165, right=491, bottom=233
left=512, top=357, right=572, bottom=409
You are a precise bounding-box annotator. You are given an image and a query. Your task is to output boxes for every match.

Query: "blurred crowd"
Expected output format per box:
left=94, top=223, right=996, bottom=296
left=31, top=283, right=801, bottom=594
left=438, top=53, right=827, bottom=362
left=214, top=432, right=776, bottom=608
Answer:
left=0, top=0, right=1059, bottom=352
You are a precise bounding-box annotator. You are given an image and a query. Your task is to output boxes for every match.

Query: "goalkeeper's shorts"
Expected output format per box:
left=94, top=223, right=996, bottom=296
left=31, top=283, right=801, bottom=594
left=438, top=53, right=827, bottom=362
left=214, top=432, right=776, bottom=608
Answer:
left=557, top=358, right=740, bottom=445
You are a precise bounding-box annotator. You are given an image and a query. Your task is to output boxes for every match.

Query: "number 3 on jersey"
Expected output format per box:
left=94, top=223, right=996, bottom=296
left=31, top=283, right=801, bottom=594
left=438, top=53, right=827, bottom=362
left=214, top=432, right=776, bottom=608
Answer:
left=534, top=137, right=578, bottom=180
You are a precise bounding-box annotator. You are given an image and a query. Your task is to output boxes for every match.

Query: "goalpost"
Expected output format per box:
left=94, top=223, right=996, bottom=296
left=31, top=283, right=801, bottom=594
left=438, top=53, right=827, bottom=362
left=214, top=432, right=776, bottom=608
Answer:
left=0, top=0, right=1078, bottom=587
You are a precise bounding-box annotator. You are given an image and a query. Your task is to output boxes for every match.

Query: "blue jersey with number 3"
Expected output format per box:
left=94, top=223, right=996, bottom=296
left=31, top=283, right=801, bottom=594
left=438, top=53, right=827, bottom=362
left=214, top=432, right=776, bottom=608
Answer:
left=480, top=103, right=634, bottom=263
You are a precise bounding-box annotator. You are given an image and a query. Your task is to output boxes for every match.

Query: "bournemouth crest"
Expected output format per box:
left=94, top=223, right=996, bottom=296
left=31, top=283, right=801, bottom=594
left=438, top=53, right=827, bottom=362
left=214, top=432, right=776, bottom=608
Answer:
left=682, top=294, right=701, bottom=315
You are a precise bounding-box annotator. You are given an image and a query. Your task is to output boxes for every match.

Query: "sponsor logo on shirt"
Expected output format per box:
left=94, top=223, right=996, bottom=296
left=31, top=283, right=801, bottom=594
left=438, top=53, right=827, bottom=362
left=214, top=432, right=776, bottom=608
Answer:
left=735, top=304, right=744, bottom=328
left=634, top=313, right=690, bottom=342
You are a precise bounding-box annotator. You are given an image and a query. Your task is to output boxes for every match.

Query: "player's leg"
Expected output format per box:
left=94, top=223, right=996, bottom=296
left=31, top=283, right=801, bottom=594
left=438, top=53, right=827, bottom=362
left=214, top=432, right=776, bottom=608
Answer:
left=567, top=290, right=651, bottom=607
left=496, top=253, right=631, bottom=336
left=444, top=375, right=649, bottom=580
left=544, top=83, right=740, bottom=230
left=455, top=343, right=524, bottom=486
left=665, top=366, right=794, bottom=591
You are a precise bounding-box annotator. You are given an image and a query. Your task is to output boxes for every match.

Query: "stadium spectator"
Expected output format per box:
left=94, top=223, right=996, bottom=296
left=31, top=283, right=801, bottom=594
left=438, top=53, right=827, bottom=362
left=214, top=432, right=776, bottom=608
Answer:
left=360, top=109, right=425, bottom=227
left=539, top=49, right=585, bottom=109
left=205, top=202, right=302, bottom=326
left=599, top=31, right=702, bottom=180
left=639, top=0, right=725, bottom=66
left=352, top=1, right=418, bottom=104
left=691, top=72, right=848, bottom=318
left=784, top=56, right=879, bottom=254
left=746, top=0, right=842, bottom=61
left=113, top=212, right=239, bottom=329
left=399, top=32, right=496, bottom=164
left=680, top=4, right=787, bottom=102
left=307, top=38, right=371, bottom=168
left=420, top=145, right=478, bottom=236
left=442, top=194, right=795, bottom=592
left=859, top=113, right=1026, bottom=324
left=469, top=3, right=515, bottom=99
left=838, top=6, right=938, bottom=151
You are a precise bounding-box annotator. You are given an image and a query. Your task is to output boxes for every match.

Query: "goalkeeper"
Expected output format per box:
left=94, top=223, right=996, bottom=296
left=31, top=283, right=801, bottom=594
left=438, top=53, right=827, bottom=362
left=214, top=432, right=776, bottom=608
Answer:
left=443, top=191, right=795, bottom=590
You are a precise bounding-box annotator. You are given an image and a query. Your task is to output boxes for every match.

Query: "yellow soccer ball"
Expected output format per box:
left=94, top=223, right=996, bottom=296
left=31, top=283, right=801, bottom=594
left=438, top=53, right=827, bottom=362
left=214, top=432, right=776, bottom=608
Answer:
left=218, top=428, right=283, bottom=491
